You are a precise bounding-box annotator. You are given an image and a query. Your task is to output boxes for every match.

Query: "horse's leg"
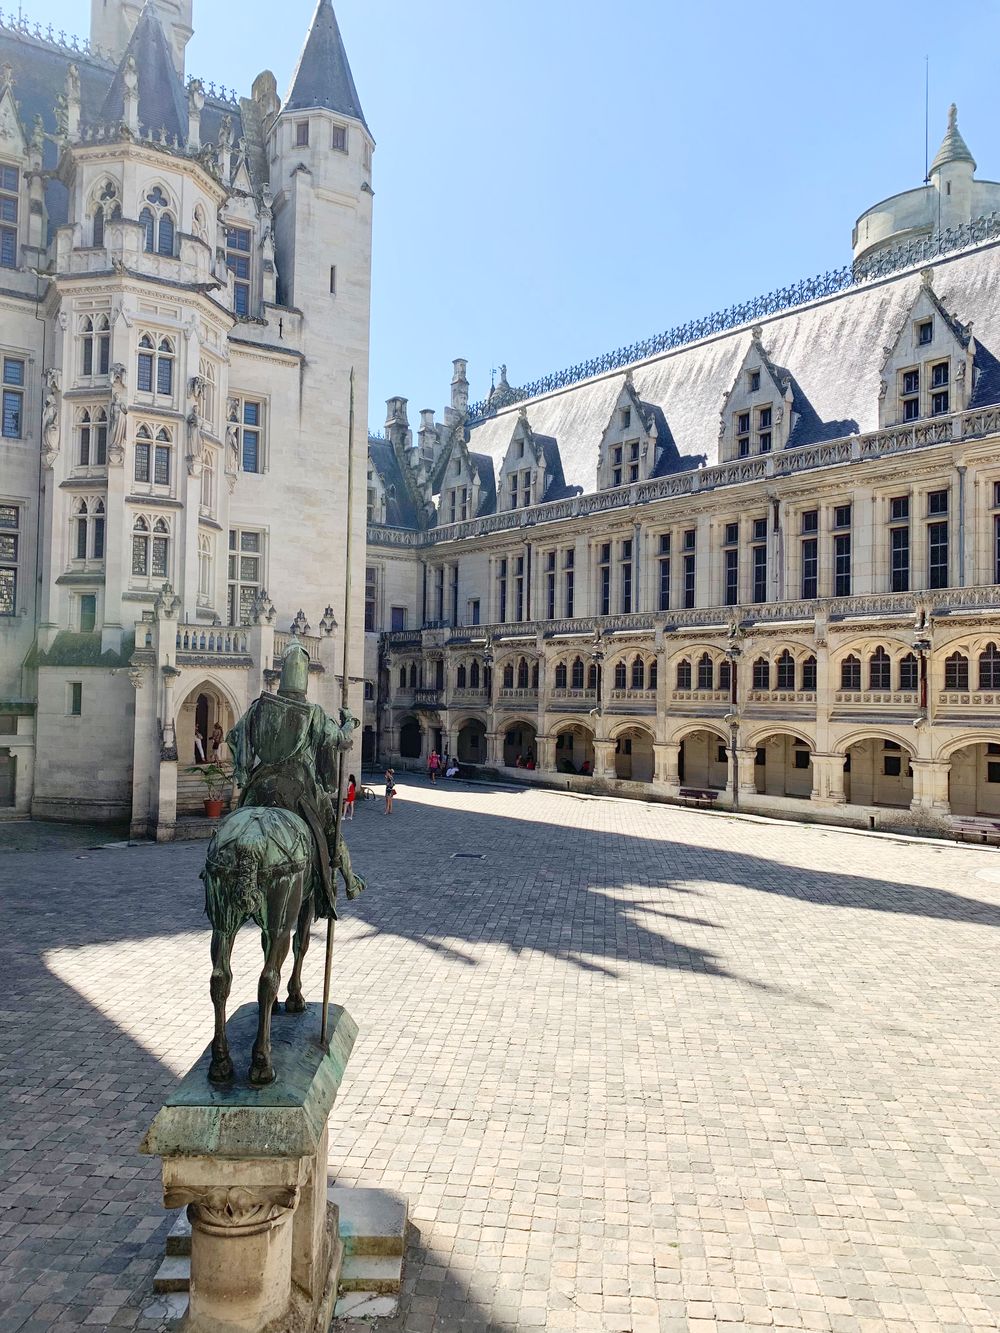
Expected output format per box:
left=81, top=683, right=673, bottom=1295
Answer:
left=250, top=913, right=294, bottom=1086
left=208, top=929, right=235, bottom=1083
left=286, top=871, right=312, bottom=1014
left=262, top=929, right=280, bottom=1011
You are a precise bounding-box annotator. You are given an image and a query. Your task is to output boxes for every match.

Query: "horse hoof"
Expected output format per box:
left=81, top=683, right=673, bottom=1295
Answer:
left=285, top=994, right=306, bottom=1014
left=208, top=1059, right=234, bottom=1084
left=249, top=1060, right=275, bottom=1087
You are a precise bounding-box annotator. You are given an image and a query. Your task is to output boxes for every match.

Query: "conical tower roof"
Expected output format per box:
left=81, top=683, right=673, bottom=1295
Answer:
left=285, top=0, right=368, bottom=130
left=929, top=103, right=976, bottom=176
left=97, top=0, right=188, bottom=142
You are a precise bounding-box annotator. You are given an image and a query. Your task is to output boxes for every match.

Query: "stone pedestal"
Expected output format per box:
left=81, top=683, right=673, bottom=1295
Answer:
left=141, top=1002, right=357, bottom=1333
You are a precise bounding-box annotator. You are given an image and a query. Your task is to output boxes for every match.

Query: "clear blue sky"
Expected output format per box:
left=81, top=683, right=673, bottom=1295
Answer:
left=27, top=0, right=1000, bottom=424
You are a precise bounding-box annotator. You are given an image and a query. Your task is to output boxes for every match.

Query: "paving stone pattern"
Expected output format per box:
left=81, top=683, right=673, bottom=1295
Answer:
left=2, top=782, right=1000, bottom=1331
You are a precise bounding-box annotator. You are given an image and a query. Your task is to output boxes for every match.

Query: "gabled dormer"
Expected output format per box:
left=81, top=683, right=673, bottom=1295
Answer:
left=0, top=64, right=31, bottom=272
left=596, top=372, right=668, bottom=490
left=878, top=270, right=975, bottom=428
left=498, top=410, right=569, bottom=511
left=438, top=445, right=486, bottom=524
left=719, top=328, right=796, bottom=461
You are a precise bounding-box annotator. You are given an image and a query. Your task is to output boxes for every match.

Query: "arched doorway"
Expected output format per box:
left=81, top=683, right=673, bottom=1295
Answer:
left=457, top=718, right=486, bottom=764
left=502, top=721, right=537, bottom=767
left=614, top=727, right=654, bottom=781
left=399, top=717, right=422, bottom=760
left=843, top=736, right=913, bottom=807
left=948, top=742, right=1000, bottom=816
left=176, top=681, right=238, bottom=813
left=554, top=724, right=595, bottom=774
left=752, top=733, right=813, bottom=798
left=677, top=729, right=728, bottom=789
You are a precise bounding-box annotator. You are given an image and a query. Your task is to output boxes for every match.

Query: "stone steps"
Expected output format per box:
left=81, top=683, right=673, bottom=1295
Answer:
left=149, top=1186, right=407, bottom=1320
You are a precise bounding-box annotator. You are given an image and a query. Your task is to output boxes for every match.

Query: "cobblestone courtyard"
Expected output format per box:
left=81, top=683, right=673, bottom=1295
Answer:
left=3, top=782, right=1000, bottom=1332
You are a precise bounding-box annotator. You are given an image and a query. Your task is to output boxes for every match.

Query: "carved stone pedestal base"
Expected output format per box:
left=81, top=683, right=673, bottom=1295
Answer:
left=141, top=1002, right=357, bottom=1333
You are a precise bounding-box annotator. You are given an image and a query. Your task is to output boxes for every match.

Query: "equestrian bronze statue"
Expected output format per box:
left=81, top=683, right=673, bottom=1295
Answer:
left=200, top=642, right=366, bottom=1086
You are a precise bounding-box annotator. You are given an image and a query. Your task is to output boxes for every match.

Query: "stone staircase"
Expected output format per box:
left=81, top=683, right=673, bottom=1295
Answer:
left=148, top=1186, right=407, bottom=1323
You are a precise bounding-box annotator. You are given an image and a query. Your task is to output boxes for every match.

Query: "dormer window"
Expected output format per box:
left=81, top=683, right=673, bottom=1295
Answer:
left=917, top=319, right=933, bottom=345
left=931, top=361, right=949, bottom=415
left=225, top=226, right=253, bottom=317
left=749, top=370, right=760, bottom=392
left=736, top=412, right=750, bottom=457
left=0, top=165, right=18, bottom=269
left=621, top=408, right=631, bottom=429
left=900, top=369, right=920, bottom=421
left=757, top=406, right=772, bottom=453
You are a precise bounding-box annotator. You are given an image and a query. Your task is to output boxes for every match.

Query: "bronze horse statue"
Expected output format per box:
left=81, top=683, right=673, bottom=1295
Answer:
left=200, top=644, right=365, bottom=1086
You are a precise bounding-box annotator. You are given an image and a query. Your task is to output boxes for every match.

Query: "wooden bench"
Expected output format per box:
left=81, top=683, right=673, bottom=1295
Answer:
left=952, top=817, right=1000, bottom=846
left=678, top=787, right=721, bottom=808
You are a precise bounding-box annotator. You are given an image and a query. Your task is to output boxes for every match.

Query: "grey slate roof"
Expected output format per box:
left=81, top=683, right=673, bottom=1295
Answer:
left=284, top=0, right=368, bottom=131
left=469, top=453, right=497, bottom=516
left=930, top=104, right=976, bottom=175
left=465, top=244, right=1000, bottom=496
left=368, top=439, right=420, bottom=529
left=98, top=2, right=188, bottom=144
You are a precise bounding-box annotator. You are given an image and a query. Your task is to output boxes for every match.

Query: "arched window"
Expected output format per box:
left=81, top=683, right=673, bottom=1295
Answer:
left=945, top=652, right=968, bottom=690
left=676, top=658, right=692, bottom=690
left=869, top=646, right=891, bottom=690
left=554, top=662, right=567, bottom=689
left=156, top=338, right=174, bottom=395
left=531, top=661, right=539, bottom=689
left=200, top=446, right=215, bottom=512
left=776, top=650, right=795, bottom=690
left=898, top=653, right=918, bottom=692
left=137, top=332, right=174, bottom=397
left=197, top=532, right=213, bottom=602
left=198, top=358, right=217, bottom=430
left=503, top=662, right=514, bottom=689
left=979, top=643, right=1000, bottom=690
left=72, top=497, right=105, bottom=562
left=752, top=656, right=770, bottom=690
left=470, top=660, right=480, bottom=689
left=648, top=659, right=657, bottom=690
left=614, top=660, right=627, bottom=691
left=91, top=180, right=120, bottom=247
left=456, top=664, right=467, bottom=689
left=399, top=666, right=406, bottom=689
left=135, top=426, right=172, bottom=485
left=587, top=663, right=598, bottom=691
left=81, top=314, right=111, bottom=378
left=139, top=206, right=155, bottom=253
left=77, top=407, right=108, bottom=466
left=131, top=513, right=169, bottom=579
left=801, top=655, right=817, bottom=692
left=571, top=657, right=584, bottom=690
left=516, top=657, right=529, bottom=689
left=140, top=186, right=175, bottom=256
left=408, top=663, right=417, bottom=689
left=631, top=656, right=645, bottom=690
left=840, top=654, right=861, bottom=691
left=718, top=659, right=731, bottom=692
left=157, top=211, right=175, bottom=257
left=697, top=653, right=714, bottom=690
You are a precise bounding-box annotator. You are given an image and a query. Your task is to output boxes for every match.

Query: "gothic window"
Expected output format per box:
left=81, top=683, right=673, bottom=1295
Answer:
left=80, top=315, right=111, bottom=379
left=801, top=656, right=817, bottom=692
left=554, top=662, right=567, bottom=689
left=398, top=666, right=406, bottom=689
left=944, top=651, right=969, bottom=690
left=137, top=333, right=174, bottom=397
left=840, top=654, right=861, bottom=691
left=470, top=660, right=480, bottom=689
left=197, top=532, right=213, bottom=605
left=979, top=643, right=1000, bottom=690
left=868, top=646, right=891, bottom=690
left=0, top=164, right=18, bottom=268
left=408, top=663, right=417, bottom=689
left=503, top=663, right=514, bottom=689
left=697, top=653, right=714, bottom=690
left=91, top=180, right=120, bottom=247
left=752, top=656, right=770, bottom=690
left=198, top=359, right=217, bottom=432
left=131, top=514, right=169, bottom=581
left=230, top=396, right=264, bottom=472
left=77, top=407, right=108, bottom=467
left=587, top=663, right=598, bottom=691
left=134, top=425, right=172, bottom=487
left=531, top=661, right=539, bottom=689
left=200, top=447, right=216, bottom=512
left=0, top=503, right=20, bottom=614
left=631, top=656, right=645, bottom=690
left=717, top=659, right=731, bottom=692
left=140, top=186, right=175, bottom=256
left=676, top=658, right=692, bottom=690
left=898, top=653, right=918, bottom=692
left=71, top=497, right=105, bottom=562
left=225, top=225, right=253, bottom=317
left=614, top=660, right=627, bottom=691
left=571, top=657, right=585, bottom=690
left=776, top=650, right=796, bottom=690
left=516, top=657, right=529, bottom=689
left=456, top=664, right=467, bottom=690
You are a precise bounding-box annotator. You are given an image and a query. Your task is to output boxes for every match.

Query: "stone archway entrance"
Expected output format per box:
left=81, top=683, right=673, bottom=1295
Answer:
left=399, top=718, right=422, bottom=760
left=948, top=742, right=1000, bottom=817
left=457, top=718, right=486, bottom=764
left=175, top=682, right=237, bottom=813
left=554, top=724, right=594, bottom=774
left=502, top=722, right=537, bottom=767
left=753, top=733, right=812, bottom=798
left=677, top=730, right=728, bottom=789
left=614, top=727, right=654, bottom=781
left=843, top=737, right=913, bottom=807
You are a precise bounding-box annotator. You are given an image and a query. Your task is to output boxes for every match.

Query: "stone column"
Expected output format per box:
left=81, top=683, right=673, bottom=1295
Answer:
left=811, top=752, right=847, bottom=804
left=536, top=734, right=556, bottom=772
left=910, top=758, right=951, bottom=814
left=736, top=747, right=758, bottom=797
left=655, top=741, right=680, bottom=791
left=593, top=738, right=615, bottom=780
left=485, top=730, right=501, bottom=765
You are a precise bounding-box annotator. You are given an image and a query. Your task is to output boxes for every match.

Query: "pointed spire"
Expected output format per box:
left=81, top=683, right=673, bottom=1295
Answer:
left=929, top=102, right=976, bottom=176
left=97, top=1, right=188, bottom=144
left=285, top=0, right=368, bottom=129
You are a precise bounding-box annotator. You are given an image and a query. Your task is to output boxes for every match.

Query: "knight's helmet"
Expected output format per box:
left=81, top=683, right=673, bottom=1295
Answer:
left=278, top=642, right=310, bottom=702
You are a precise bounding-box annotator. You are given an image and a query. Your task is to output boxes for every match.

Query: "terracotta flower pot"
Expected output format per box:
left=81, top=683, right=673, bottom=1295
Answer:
left=204, top=798, right=225, bottom=818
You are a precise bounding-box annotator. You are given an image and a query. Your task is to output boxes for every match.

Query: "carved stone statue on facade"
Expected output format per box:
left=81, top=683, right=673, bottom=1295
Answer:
left=108, top=363, right=128, bottom=464
left=41, top=368, right=59, bottom=469
left=201, top=644, right=366, bottom=1085
left=186, top=409, right=203, bottom=477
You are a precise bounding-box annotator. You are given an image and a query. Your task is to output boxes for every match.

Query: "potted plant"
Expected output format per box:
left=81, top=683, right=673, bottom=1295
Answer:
left=187, top=761, right=231, bottom=818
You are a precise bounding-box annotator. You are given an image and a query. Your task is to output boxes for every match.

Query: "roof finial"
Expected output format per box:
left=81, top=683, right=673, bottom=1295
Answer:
left=948, top=102, right=958, bottom=131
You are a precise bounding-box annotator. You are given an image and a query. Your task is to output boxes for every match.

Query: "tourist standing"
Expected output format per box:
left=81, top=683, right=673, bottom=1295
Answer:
left=344, top=774, right=357, bottom=821
left=194, top=726, right=206, bottom=764
left=384, top=768, right=396, bottom=815
left=428, top=750, right=441, bottom=784
left=210, top=722, right=224, bottom=762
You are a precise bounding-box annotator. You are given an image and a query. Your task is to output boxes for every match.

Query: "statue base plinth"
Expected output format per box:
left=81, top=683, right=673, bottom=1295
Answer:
left=141, top=1003, right=357, bottom=1333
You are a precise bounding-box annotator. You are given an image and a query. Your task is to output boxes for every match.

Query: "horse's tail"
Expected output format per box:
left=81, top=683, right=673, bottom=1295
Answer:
left=202, top=825, right=265, bottom=935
